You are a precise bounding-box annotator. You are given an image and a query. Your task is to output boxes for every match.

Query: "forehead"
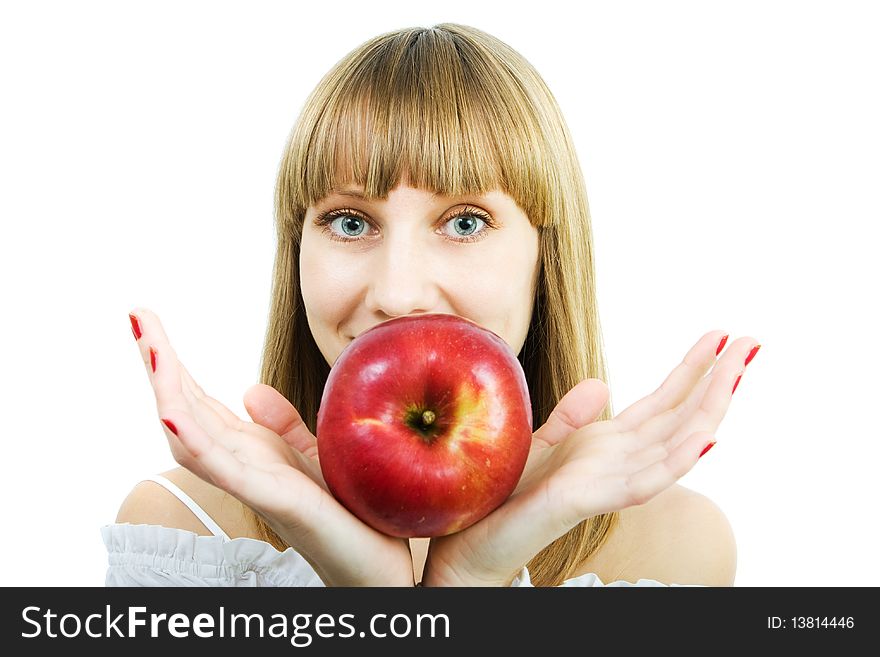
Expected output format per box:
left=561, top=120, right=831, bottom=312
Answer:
left=323, top=182, right=510, bottom=206
left=313, top=164, right=503, bottom=204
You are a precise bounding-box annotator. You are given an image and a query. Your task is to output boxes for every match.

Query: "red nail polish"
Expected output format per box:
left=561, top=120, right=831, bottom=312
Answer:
left=150, top=346, right=157, bottom=373
left=161, top=419, right=178, bottom=436
left=745, top=344, right=761, bottom=366
left=715, top=334, right=729, bottom=356
left=699, top=441, right=716, bottom=458
left=732, top=374, right=742, bottom=395
left=129, top=314, right=142, bottom=340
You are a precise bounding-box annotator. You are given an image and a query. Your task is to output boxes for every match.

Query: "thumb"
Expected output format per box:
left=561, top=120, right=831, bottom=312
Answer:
left=243, top=383, right=318, bottom=457
left=532, top=378, right=610, bottom=449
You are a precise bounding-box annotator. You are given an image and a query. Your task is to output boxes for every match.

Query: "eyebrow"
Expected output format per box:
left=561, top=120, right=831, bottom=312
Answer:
left=331, top=187, right=369, bottom=199
left=330, top=186, right=442, bottom=201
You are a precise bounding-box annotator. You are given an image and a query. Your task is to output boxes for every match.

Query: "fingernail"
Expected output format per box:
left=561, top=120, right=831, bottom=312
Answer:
left=732, top=373, right=743, bottom=395
left=744, top=344, right=761, bottom=367
left=715, top=334, right=729, bottom=356
left=161, top=419, right=178, bottom=436
left=699, top=441, right=716, bottom=458
left=150, top=346, right=157, bottom=373
left=129, top=313, right=142, bottom=340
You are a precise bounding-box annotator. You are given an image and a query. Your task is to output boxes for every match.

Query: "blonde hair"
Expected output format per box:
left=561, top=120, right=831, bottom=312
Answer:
left=253, top=23, right=618, bottom=586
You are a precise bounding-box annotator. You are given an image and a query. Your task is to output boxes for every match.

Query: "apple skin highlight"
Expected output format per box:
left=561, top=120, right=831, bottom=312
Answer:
left=316, top=313, right=533, bottom=538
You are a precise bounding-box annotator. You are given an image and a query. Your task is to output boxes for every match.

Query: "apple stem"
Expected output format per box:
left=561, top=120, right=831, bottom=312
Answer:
left=421, top=410, right=436, bottom=426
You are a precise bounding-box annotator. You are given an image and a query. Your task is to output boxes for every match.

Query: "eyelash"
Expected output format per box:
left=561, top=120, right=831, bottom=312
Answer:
left=314, top=205, right=496, bottom=244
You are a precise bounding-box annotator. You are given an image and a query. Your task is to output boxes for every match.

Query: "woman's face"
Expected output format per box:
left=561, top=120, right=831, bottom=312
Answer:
left=300, top=177, right=542, bottom=367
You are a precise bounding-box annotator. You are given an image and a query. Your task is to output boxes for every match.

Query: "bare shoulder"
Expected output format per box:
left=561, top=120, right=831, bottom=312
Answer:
left=574, top=484, right=737, bottom=586
left=114, top=466, right=258, bottom=539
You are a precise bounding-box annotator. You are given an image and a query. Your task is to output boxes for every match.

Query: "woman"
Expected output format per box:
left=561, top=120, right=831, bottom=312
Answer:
left=105, top=23, right=758, bottom=587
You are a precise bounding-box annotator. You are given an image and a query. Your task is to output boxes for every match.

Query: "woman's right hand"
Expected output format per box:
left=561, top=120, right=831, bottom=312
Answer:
left=128, top=308, right=415, bottom=587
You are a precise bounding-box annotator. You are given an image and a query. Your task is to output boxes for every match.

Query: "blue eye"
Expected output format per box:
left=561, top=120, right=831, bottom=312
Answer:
left=315, top=206, right=495, bottom=244
left=335, top=215, right=367, bottom=237
left=448, top=214, right=482, bottom=237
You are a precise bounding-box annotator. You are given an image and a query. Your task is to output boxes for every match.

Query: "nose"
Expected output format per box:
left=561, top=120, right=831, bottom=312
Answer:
left=363, top=238, right=440, bottom=318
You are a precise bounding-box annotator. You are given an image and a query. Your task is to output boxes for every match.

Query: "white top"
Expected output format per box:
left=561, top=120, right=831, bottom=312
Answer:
left=101, top=475, right=699, bottom=587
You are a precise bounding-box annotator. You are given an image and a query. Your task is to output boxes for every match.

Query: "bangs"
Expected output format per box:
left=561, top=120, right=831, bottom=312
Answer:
left=283, top=25, right=555, bottom=229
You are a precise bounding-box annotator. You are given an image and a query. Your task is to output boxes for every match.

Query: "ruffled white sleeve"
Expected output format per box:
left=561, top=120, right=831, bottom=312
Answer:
left=101, top=523, right=325, bottom=587
left=508, top=566, right=705, bottom=587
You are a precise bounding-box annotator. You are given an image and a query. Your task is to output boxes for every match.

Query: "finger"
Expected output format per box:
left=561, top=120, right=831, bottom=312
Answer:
left=531, top=378, right=609, bottom=449
left=243, top=383, right=317, bottom=457
left=158, top=333, right=243, bottom=430
left=129, top=307, right=185, bottom=410
left=624, top=430, right=716, bottom=507
left=620, top=375, right=710, bottom=470
left=612, top=330, right=729, bottom=433
left=130, top=308, right=245, bottom=444
left=666, top=335, right=759, bottom=450
left=632, top=336, right=759, bottom=459
left=159, top=408, right=286, bottom=515
left=178, top=366, right=246, bottom=431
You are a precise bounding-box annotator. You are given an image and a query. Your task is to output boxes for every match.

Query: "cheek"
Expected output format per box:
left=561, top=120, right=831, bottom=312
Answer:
left=447, top=246, right=537, bottom=334
left=299, top=238, right=320, bottom=310
left=299, top=237, right=354, bottom=322
left=476, top=243, right=537, bottom=301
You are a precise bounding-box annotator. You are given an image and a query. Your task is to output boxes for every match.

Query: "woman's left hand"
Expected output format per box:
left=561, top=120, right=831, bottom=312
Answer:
left=421, top=330, right=759, bottom=586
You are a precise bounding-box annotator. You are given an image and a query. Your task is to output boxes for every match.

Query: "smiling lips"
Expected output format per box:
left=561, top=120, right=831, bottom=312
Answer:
left=348, top=314, right=486, bottom=341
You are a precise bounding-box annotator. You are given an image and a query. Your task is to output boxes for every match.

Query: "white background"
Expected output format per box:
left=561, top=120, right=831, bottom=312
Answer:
left=2, top=0, right=877, bottom=587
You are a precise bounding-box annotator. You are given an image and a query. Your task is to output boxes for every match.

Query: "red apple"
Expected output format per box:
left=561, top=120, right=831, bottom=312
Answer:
left=316, top=313, right=533, bottom=538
